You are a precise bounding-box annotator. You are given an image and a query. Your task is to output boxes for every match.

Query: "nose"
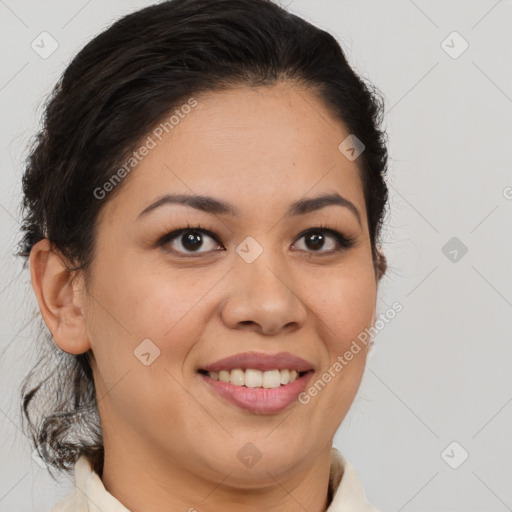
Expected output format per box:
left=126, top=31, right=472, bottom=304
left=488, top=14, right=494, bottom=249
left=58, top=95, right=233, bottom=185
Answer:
left=219, top=255, right=307, bottom=336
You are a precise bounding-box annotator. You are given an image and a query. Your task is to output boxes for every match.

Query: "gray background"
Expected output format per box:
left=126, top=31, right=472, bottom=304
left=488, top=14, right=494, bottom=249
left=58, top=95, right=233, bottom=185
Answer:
left=1, top=1, right=511, bottom=511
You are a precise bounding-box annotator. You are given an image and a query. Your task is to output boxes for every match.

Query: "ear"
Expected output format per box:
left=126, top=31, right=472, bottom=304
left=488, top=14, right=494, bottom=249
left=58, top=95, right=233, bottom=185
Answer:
left=29, top=238, right=91, bottom=354
left=374, top=250, right=387, bottom=282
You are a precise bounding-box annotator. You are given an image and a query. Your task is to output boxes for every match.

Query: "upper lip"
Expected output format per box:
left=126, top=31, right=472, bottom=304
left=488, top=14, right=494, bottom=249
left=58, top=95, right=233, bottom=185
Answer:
left=199, top=351, right=314, bottom=373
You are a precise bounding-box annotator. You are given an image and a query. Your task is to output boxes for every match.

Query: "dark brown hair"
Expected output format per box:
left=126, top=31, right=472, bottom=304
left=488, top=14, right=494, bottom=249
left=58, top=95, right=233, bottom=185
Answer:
left=16, top=0, right=389, bottom=479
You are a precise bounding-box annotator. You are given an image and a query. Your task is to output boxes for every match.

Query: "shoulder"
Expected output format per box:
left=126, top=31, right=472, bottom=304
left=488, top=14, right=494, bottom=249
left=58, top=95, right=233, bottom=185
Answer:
left=50, top=456, right=93, bottom=512
left=328, top=447, right=382, bottom=512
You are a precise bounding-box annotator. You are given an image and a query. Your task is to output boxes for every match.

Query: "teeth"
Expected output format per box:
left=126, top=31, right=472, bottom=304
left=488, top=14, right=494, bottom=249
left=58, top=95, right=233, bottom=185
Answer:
left=219, top=370, right=230, bottom=383
left=262, top=369, right=281, bottom=388
left=230, top=368, right=245, bottom=386
left=207, top=368, right=301, bottom=388
left=245, top=368, right=263, bottom=388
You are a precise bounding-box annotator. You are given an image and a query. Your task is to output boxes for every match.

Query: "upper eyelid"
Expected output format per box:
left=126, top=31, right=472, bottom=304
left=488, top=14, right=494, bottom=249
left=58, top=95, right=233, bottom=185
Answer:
left=164, top=226, right=344, bottom=240
left=161, top=226, right=351, bottom=251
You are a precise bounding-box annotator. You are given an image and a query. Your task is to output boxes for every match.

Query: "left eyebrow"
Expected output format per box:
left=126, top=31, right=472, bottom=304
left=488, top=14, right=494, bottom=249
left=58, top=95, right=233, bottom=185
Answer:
left=286, top=193, right=361, bottom=226
left=137, top=192, right=361, bottom=226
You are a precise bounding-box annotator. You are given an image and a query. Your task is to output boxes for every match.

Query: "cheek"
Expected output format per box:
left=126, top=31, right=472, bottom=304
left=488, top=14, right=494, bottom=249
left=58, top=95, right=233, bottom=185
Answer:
left=302, top=264, right=375, bottom=416
left=86, top=266, right=203, bottom=433
left=93, top=248, right=209, bottom=339
left=84, top=255, right=201, bottom=397
left=124, top=270, right=215, bottom=346
left=312, top=264, right=377, bottom=350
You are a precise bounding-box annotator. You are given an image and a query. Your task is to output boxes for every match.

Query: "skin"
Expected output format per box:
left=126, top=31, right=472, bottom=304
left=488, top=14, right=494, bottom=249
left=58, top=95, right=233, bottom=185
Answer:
left=30, top=82, right=385, bottom=512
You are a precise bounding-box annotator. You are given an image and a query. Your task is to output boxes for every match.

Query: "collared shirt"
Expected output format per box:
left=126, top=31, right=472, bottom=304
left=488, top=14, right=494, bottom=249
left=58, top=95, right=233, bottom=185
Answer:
left=51, top=447, right=380, bottom=512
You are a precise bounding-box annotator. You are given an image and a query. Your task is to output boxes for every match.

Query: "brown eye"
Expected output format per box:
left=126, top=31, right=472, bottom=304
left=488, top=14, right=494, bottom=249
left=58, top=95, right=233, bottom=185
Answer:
left=158, top=227, right=223, bottom=255
left=293, top=227, right=355, bottom=254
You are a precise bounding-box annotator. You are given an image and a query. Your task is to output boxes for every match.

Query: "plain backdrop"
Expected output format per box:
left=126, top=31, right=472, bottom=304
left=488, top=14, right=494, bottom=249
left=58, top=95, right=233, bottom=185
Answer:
left=1, top=1, right=511, bottom=511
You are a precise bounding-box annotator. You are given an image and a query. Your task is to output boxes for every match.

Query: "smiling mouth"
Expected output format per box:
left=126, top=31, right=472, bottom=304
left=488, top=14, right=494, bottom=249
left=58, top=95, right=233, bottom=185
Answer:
left=197, top=368, right=314, bottom=415
left=197, top=368, right=311, bottom=388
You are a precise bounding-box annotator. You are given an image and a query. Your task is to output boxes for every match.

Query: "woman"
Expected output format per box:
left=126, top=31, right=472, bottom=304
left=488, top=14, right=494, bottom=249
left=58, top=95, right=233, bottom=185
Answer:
left=18, top=0, right=389, bottom=510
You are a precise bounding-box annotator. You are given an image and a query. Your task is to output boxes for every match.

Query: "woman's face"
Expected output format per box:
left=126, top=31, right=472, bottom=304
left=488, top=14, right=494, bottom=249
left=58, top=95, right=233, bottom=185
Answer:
left=65, top=83, right=378, bottom=484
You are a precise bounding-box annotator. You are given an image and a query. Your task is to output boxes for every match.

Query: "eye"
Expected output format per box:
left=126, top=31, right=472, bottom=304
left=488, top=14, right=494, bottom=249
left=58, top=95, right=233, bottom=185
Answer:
left=157, top=223, right=356, bottom=257
left=157, top=224, right=223, bottom=256
left=292, top=226, right=356, bottom=254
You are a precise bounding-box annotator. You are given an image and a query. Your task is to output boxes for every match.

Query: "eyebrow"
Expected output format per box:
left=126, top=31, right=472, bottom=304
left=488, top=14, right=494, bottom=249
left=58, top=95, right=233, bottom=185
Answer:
left=137, top=192, right=361, bottom=226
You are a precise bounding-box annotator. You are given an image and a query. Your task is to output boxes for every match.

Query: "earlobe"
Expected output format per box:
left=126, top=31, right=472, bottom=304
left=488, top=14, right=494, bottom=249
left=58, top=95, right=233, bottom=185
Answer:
left=374, top=250, right=387, bottom=281
left=29, top=238, right=91, bottom=355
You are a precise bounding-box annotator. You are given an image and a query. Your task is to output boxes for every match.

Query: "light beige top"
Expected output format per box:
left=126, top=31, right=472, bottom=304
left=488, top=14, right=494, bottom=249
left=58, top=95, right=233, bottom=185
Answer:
left=51, top=447, right=381, bottom=512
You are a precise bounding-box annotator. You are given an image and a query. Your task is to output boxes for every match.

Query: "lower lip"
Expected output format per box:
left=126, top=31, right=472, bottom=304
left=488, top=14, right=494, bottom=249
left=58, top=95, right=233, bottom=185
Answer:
left=199, top=371, right=314, bottom=415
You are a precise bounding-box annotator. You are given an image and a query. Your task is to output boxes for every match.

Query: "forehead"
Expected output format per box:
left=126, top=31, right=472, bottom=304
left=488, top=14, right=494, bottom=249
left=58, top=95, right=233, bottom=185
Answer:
left=99, top=82, right=366, bottom=226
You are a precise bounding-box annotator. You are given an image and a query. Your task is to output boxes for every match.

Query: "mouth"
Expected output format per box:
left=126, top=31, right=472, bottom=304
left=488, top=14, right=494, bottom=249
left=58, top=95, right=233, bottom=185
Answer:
left=197, top=368, right=310, bottom=388
left=197, top=368, right=314, bottom=415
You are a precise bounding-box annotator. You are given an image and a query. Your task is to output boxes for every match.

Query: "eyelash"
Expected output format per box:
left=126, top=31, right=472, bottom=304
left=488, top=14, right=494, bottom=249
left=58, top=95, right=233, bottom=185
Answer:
left=156, top=222, right=356, bottom=257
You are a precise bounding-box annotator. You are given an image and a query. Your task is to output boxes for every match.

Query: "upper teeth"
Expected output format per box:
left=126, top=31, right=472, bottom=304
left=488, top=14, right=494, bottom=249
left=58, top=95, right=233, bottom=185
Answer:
left=207, top=369, right=300, bottom=388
